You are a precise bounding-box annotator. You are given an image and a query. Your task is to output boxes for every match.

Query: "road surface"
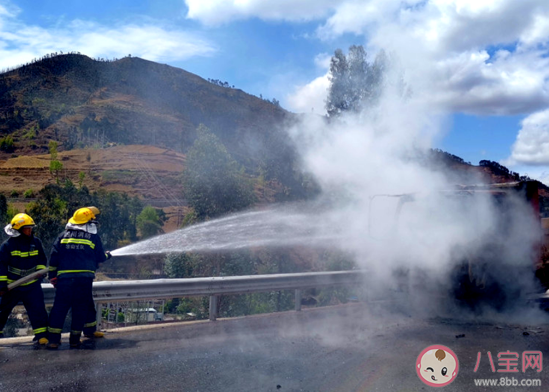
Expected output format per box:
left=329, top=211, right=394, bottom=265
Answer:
left=1, top=303, right=548, bottom=391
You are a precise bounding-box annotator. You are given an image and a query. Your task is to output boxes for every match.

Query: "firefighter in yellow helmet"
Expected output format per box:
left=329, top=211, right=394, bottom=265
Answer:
left=47, top=207, right=111, bottom=349
left=0, top=213, right=49, bottom=347
left=81, top=206, right=106, bottom=339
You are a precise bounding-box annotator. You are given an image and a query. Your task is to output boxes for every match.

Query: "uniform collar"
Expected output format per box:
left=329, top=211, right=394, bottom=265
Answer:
left=65, top=222, right=98, bottom=234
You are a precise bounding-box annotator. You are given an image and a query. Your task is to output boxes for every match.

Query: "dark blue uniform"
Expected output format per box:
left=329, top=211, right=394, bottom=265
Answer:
left=0, top=235, right=48, bottom=339
left=48, top=228, right=107, bottom=345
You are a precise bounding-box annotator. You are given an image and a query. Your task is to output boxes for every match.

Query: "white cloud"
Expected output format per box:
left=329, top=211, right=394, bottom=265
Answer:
left=317, top=0, right=413, bottom=40
left=185, top=0, right=340, bottom=26
left=216, top=0, right=549, bottom=166
left=188, top=1, right=549, bottom=118
left=0, top=8, right=216, bottom=71
left=316, top=0, right=546, bottom=51
left=505, top=110, right=549, bottom=166
left=286, top=73, right=330, bottom=114
left=313, top=53, right=331, bottom=69
left=284, top=55, right=331, bottom=113
left=359, top=1, right=549, bottom=117
left=521, top=12, right=549, bottom=46
left=428, top=48, right=549, bottom=115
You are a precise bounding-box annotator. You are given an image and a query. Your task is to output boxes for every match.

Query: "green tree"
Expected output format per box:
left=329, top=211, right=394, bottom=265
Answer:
left=0, top=195, right=7, bottom=224
left=183, top=124, right=255, bottom=220
left=48, top=141, right=63, bottom=184
left=26, top=182, right=143, bottom=253
left=6, top=205, right=19, bottom=221
left=78, top=171, right=86, bottom=189
left=26, top=186, right=69, bottom=254
left=49, top=160, right=63, bottom=184
left=126, top=196, right=143, bottom=242
left=326, top=48, right=350, bottom=117
left=0, top=135, right=14, bottom=152
left=136, top=206, right=164, bottom=239
left=48, top=140, right=59, bottom=160
left=91, top=190, right=143, bottom=249
left=164, top=253, right=202, bottom=278
left=326, top=45, right=387, bottom=117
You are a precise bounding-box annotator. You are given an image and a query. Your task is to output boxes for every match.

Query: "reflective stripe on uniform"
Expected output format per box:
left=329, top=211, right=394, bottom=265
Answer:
left=0, top=276, right=7, bottom=282
left=57, top=270, right=95, bottom=276
left=49, top=266, right=57, bottom=271
left=7, top=265, right=37, bottom=277
left=84, top=321, right=97, bottom=328
left=48, top=327, right=62, bottom=334
left=60, top=238, right=95, bottom=249
left=70, top=330, right=81, bottom=335
left=10, top=250, right=39, bottom=257
left=33, top=327, right=47, bottom=335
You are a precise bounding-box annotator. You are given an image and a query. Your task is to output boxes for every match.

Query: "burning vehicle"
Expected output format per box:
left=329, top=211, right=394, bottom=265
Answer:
left=369, top=180, right=549, bottom=313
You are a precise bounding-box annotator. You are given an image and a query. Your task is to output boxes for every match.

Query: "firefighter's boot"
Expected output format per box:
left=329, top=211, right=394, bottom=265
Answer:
left=84, top=331, right=104, bottom=339
left=69, top=331, right=82, bottom=349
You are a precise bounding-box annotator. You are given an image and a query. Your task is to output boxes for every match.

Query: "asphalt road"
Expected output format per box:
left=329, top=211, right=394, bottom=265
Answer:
left=1, top=303, right=548, bottom=392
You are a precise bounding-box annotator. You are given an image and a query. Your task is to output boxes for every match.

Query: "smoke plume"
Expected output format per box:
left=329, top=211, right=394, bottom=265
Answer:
left=287, top=58, right=543, bottom=317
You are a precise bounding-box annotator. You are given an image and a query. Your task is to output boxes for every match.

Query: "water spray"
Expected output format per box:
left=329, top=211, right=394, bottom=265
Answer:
left=110, top=204, right=348, bottom=257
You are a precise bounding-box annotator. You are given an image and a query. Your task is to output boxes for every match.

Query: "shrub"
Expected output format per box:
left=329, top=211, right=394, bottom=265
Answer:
left=0, top=135, right=14, bottom=152
left=6, top=205, right=19, bottom=220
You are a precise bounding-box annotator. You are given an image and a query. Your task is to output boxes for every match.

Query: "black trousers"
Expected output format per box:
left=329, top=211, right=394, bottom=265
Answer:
left=0, top=282, right=48, bottom=339
left=48, top=277, right=93, bottom=344
left=83, top=297, right=98, bottom=336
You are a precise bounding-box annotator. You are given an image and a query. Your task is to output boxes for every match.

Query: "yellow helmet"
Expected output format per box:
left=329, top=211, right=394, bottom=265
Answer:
left=11, top=213, right=35, bottom=230
left=69, top=207, right=96, bottom=225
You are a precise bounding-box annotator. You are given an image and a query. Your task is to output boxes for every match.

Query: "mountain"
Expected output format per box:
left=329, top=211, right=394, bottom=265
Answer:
left=0, top=53, right=293, bottom=166
left=1, top=54, right=546, bottom=214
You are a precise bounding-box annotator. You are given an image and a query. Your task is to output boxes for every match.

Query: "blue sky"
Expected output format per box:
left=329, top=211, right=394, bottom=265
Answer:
left=1, top=0, right=549, bottom=183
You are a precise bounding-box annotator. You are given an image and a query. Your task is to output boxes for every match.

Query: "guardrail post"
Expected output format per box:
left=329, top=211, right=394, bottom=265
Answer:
left=209, top=295, right=218, bottom=321
left=96, top=303, right=102, bottom=330
left=295, top=289, right=302, bottom=311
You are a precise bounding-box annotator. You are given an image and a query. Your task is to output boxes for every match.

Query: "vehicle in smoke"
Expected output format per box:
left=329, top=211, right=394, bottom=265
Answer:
left=369, top=180, right=547, bottom=312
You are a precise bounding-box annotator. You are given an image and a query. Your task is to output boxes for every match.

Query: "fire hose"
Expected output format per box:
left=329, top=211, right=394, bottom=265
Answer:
left=4, top=268, right=49, bottom=292
left=0, top=269, right=49, bottom=301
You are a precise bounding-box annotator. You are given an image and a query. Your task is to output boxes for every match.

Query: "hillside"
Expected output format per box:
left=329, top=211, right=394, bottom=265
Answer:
left=0, top=144, right=291, bottom=232
left=0, top=144, right=183, bottom=197
left=1, top=54, right=546, bottom=225
left=0, top=54, right=293, bottom=167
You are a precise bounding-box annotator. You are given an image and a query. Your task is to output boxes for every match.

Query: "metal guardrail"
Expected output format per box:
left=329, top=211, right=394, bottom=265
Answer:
left=40, top=270, right=365, bottom=323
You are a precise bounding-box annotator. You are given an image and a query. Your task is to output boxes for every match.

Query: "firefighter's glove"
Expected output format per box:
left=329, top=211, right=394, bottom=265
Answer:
left=105, top=251, right=112, bottom=260
left=49, top=277, right=58, bottom=287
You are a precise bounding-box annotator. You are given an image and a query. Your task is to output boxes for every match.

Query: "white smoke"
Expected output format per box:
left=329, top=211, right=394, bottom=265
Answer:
left=287, top=59, right=543, bottom=315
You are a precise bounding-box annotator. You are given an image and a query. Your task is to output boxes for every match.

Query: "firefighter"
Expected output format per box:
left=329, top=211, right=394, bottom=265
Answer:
left=0, top=213, right=49, bottom=347
left=82, top=206, right=105, bottom=339
left=47, top=207, right=111, bottom=349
